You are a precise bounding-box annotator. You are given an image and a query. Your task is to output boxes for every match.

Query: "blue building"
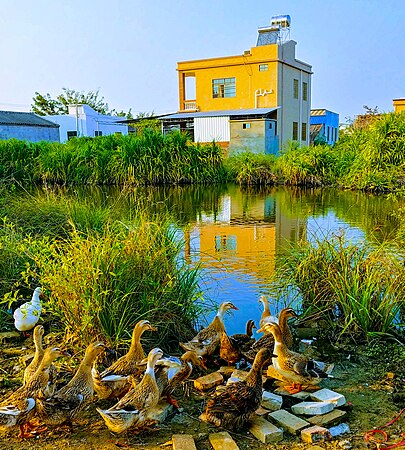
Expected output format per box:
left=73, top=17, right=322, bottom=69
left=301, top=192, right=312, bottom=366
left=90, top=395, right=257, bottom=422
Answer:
left=310, top=109, right=339, bottom=145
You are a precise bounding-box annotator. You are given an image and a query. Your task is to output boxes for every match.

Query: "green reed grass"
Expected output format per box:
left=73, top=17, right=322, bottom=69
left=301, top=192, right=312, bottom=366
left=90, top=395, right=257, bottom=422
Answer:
left=274, top=232, right=405, bottom=340
left=1, top=130, right=226, bottom=186
left=225, top=152, right=277, bottom=185
left=16, top=213, right=203, bottom=350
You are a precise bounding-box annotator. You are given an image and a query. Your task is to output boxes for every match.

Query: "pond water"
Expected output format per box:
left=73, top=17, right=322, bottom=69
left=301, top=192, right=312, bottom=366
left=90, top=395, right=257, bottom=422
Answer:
left=112, top=184, right=401, bottom=335
left=21, top=184, right=403, bottom=335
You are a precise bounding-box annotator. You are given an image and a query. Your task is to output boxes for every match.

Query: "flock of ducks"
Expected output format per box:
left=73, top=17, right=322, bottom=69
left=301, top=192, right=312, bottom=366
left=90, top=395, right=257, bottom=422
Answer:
left=0, top=293, right=333, bottom=438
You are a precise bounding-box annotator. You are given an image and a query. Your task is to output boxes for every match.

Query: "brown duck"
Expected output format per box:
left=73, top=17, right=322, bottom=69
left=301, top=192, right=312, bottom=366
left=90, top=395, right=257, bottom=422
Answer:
left=0, top=347, right=66, bottom=438
left=96, top=348, right=163, bottom=433
left=92, top=320, right=157, bottom=399
left=262, top=322, right=333, bottom=393
left=200, top=348, right=274, bottom=429
left=244, top=307, right=298, bottom=361
left=180, top=302, right=238, bottom=357
left=35, top=342, right=106, bottom=429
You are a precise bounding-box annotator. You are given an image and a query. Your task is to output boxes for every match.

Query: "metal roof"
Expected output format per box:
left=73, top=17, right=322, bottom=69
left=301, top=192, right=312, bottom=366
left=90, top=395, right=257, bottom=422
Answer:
left=0, top=111, right=59, bottom=127
left=310, top=109, right=326, bottom=116
left=160, top=107, right=279, bottom=120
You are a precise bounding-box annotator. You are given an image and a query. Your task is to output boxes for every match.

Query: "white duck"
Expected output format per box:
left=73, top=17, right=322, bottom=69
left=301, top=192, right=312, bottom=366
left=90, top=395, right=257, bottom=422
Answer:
left=13, top=287, right=42, bottom=335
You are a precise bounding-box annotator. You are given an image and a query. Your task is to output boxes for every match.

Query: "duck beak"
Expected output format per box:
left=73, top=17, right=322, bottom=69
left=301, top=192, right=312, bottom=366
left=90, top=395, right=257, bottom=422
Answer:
left=62, top=351, right=71, bottom=357
left=231, top=305, right=239, bottom=310
left=149, top=325, right=158, bottom=332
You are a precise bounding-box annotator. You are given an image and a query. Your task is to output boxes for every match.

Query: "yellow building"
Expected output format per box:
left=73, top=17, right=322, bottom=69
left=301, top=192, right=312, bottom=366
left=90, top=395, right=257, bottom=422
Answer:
left=393, top=98, right=405, bottom=113
left=161, top=16, right=312, bottom=153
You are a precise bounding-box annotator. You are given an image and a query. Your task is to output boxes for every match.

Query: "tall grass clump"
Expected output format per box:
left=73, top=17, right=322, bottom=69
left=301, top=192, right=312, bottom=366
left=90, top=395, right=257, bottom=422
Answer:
left=276, top=142, right=344, bottom=186
left=341, top=112, right=405, bottom=191
left=225, top=152, right=277, bottom=185
left=19, top=211, right=204, bottom=350
left=274, top=232, right=405, bottom=341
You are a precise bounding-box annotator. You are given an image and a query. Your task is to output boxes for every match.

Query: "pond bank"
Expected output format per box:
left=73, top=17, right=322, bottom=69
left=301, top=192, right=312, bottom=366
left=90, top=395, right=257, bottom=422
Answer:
left=1, top=334, right=404, bottom=450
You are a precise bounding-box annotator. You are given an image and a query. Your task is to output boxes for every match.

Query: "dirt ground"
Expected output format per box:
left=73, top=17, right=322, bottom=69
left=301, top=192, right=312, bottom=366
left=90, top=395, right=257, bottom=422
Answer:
left=1, top=334, right=404, bottom=450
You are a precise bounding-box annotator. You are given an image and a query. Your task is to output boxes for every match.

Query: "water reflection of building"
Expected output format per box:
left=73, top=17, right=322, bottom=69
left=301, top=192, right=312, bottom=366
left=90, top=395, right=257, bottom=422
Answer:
left=188, top=190, right=306, bottom=283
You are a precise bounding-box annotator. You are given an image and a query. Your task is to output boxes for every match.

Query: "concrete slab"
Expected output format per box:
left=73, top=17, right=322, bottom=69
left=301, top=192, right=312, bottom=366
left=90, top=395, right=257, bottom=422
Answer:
left=261, top=390, right=283, bottom=411
left=194, top=372, right=224, bottom=391
left=268, top=409, right=310, bottom=435
left=249, top=416, right=283, bottom=444
left=291, top=401, right=334, bottom=416
left=209, top=431, right=239, bottom=450
left=308, top=409, right=347, bottom=427
left=310, top=388, right=346, bottom=407
left=172, top=434, right=197, bottom=450
left=301, top=425, right=332, bottom=443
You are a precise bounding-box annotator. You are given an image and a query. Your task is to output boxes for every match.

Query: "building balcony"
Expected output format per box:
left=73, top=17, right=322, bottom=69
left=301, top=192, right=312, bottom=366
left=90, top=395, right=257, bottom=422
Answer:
left=181, top=100, right=198, bottom=112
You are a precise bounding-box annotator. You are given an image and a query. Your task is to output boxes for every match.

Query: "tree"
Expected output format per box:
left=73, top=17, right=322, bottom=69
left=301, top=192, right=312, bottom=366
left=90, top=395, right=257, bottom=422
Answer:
left=31, top=88, right=132, bottom=118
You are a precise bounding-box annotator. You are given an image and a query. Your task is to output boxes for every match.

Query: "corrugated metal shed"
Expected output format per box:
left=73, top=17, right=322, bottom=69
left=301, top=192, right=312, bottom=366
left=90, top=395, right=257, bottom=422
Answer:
left=162, top=107, right=278, bottom=120
left=0, top=111, right=59, bottom=127
left=195, top=116, right=230, bottom=142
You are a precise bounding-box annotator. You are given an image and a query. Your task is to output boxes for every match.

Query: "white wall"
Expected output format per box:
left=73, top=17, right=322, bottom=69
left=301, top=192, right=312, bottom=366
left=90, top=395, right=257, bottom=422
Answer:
left=44, top=104, right=128, bottom=143
left=194, top=116, right=230, bottom=142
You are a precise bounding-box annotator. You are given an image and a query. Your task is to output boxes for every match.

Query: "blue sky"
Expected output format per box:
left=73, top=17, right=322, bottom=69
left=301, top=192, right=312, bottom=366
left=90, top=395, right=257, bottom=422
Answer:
left=1, top=0, right=404, bottom=122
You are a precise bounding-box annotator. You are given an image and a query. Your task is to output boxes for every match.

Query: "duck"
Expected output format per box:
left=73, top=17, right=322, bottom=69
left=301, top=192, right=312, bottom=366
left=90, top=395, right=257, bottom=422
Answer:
left=35, top=341, right=106, bottom=429
left=160, top=351, right=206, bottom=407
left=258, top=295, right=278, bottom=329
left=220, top=319, right=257, bottom=364
left=180, top=302, right=238, bottom=357
left=244, top=307, right=298, bottom=362
left=13, top=287, right=42, bottom=335
left=23, top=325, right=45, bottom=384
left=96, top=348, right=163, bottom=434
left=230, top=319, right=256, bottom=351
left=0, top=347, right=67, bottom=438
left=261, top=322, right=333, bottom=394
left=92, top=320, right=157, bottom=400
left=200, top=348, right=274, bottom=429
left=22, top=325, right=59, bottom=398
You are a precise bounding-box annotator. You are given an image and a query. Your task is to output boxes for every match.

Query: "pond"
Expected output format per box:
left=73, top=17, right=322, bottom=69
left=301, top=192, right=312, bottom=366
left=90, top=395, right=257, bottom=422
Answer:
left=14, top=184, right=402, bottom=335
left=85, top=183, right=400, bottom=335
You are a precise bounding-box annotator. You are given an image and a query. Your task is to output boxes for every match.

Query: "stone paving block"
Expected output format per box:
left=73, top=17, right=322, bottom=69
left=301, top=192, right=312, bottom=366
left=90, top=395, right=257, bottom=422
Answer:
left=268, top=409, right=310, bottom=435
left=249, top=416, right=284, bottom=444
left=291, top=401, right=334, bottom=416
left=308, top=409, right=347, bottom=427
left=329, top=423, right=350, bottom=437
left=309, top=388, right=346, bottom=407
left=226, top=369, right=248, bottom=385
left=172, top=434, right=197, bottom=450
left=209, top=431, right=239, bottom=450
left=218, top=366, right=235, bottom=378
left=255, top=406, right=270, bottom=416
left=194, top=372, right=224, bottom=391
left=274, top=387, right=311, bottom=400
left=301, top=425, right=332, bottom=443
left=261, top=390, right=283, bottom=411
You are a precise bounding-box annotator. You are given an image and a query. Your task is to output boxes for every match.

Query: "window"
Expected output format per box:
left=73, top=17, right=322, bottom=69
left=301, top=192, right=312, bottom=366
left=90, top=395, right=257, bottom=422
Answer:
left=212, top=77, right=236, bottom=98
left=303, top=82, right=308, bottom=101
left=259, top=64, right=268, bottom=71
left=242, top=123, right=251, bottom=129
left=302, top=122, right=307, bottom=141
left=293, top=79, right=299, bottom=99
left=292, top=122, right=298, bottom=140
left=269, top=123, right=272, bottom=129
left=67, top=131, right=77, bottom=140
left=94, top=130, right=103, bottom=137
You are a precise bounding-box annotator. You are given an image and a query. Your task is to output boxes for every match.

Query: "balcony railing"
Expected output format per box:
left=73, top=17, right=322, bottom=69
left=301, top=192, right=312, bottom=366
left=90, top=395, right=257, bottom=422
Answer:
left=183, top=100, right=198, bottom=111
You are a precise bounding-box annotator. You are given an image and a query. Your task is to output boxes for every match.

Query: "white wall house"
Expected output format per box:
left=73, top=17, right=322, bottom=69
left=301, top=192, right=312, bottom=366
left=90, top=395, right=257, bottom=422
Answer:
left=44, top=104, right=128, bottom=143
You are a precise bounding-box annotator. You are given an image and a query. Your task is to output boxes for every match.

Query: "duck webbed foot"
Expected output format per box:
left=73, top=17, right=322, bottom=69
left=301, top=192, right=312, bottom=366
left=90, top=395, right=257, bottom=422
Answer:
left=284, top=382, right=302, bottom=394
left=166, top=394, right=179, bottom=409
